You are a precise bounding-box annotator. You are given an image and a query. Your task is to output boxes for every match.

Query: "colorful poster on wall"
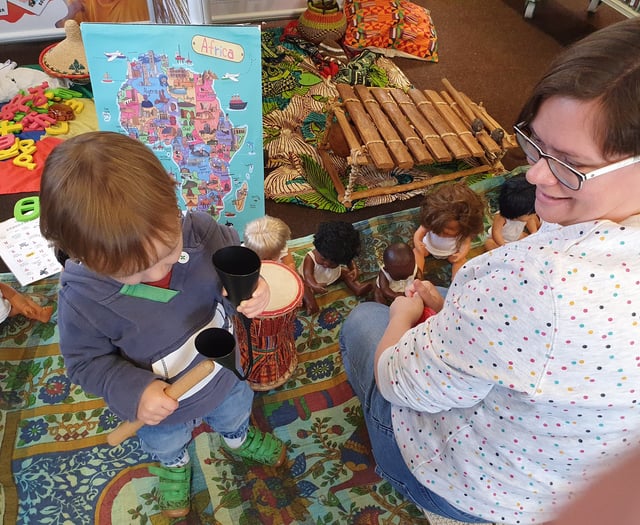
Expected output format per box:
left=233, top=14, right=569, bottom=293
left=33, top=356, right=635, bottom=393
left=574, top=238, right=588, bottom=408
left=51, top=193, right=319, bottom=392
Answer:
left=81, top=23, right=265, bottom=238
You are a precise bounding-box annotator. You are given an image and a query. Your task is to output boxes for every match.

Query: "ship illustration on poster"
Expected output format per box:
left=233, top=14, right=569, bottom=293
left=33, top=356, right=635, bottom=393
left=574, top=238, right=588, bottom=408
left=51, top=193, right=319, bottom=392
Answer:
left=81, top=22, right=265, bottom=239
left=228, top=94, right=247, bottom=111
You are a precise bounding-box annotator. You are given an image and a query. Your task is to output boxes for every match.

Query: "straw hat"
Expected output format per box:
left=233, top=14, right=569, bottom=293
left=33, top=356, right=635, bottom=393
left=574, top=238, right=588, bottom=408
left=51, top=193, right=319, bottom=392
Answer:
left=39, top=20, right=90, bottom=82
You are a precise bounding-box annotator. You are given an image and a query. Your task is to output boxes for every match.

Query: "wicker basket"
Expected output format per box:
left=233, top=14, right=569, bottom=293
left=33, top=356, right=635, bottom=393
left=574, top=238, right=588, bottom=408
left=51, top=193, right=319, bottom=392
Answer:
left=298, top=0, right=347, bottom=44
left=39, top=20, right=90, bottom=83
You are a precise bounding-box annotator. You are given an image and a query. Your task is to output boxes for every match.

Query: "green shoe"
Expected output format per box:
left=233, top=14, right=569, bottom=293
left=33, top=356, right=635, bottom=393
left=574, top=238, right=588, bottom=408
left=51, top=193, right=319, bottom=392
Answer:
left=224, top=427, right=286, bottom=467
left=148, top=463, right=191, bottom=518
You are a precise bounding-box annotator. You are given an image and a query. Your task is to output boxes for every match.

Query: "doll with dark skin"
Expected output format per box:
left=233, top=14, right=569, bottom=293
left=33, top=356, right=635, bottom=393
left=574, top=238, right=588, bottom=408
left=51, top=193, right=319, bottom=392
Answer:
left=374, top=242, right=423, bottom=305
left=484, top=173, right=540, bottom=250
left=298, top=221, right=372, bottom=315
left=0, top=282, right=53, bottom=324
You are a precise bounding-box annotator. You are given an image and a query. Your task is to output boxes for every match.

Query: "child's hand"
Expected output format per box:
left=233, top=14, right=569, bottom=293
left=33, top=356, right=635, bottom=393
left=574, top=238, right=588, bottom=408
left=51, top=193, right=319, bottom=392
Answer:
left=136, top=380, right=179, bottom=425
left=236, top=276, right=270, bottom=318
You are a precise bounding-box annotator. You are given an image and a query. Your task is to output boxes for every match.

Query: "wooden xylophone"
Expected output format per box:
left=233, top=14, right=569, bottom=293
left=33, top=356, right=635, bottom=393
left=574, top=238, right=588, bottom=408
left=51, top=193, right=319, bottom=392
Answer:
left=318, top=78, right=517, bottom=207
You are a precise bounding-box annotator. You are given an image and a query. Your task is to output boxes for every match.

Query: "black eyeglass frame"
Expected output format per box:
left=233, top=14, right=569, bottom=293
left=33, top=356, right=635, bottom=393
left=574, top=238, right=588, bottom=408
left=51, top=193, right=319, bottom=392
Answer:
left=513, top=122, right=640, bottom=191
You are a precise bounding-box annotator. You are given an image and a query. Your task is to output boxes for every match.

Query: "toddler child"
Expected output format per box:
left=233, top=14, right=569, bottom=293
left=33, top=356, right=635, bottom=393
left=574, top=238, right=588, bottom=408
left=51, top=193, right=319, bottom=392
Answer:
left=412, top=181, right=486, bottom=278
left=298, top=221, right=372, bottom=314
left=484, top=173, right=540, bottom=250
left=39, top=132, right=286, bottom=518
left=373, top=242, right=422, bottom=305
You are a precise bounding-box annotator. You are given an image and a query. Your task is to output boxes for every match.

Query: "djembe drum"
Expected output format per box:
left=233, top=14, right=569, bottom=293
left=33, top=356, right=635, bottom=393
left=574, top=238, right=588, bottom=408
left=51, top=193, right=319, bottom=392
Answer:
left=234, top=261, right=303, bottom=391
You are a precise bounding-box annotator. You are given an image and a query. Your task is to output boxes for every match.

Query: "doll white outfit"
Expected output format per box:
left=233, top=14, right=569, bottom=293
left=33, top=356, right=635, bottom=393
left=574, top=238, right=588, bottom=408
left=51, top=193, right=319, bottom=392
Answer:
left=376, top=264, right=419, bottom=293
left=422, top=231, right=459, bottom=258
left=488, top=216, right=527, bottom=244
left=298, top=250, right=341, bottom=285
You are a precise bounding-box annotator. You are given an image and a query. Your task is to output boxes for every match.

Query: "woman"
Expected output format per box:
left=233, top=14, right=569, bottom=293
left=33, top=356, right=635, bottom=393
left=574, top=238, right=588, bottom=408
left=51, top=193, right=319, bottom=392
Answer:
left=340, top=17, right=640, bottom=524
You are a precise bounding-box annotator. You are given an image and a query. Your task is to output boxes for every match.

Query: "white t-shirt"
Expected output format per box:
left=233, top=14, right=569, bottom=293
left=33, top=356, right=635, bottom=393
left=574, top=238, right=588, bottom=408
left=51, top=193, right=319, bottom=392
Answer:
left=378, top=216, right=640, bottom=524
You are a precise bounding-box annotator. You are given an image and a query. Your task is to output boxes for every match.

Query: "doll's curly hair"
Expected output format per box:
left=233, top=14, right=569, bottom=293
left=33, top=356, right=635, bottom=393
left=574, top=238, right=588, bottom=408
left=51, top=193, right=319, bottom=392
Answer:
left=313, top=221, right=362, bottom=265
left=419, top=181, right=486, bottom=238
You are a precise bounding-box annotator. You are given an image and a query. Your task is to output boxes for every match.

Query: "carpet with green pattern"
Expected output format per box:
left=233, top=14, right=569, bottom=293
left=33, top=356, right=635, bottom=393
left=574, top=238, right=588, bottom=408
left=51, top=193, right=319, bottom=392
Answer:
left=0, top=181, right=509, bottom=523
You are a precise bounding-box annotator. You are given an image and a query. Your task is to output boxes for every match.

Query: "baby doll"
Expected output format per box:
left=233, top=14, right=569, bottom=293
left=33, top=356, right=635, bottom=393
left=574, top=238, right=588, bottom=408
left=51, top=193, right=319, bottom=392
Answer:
left=243, top=215, right=295, bottom=269
left=374, top=242, right=423, bottom=305
left=298, top=221, right=372, bottom=314
left=0, top=282, right=53, bottom=324
left=413, top=181, right=486, bottom=278
left=484, top=173, right=540, bottom=250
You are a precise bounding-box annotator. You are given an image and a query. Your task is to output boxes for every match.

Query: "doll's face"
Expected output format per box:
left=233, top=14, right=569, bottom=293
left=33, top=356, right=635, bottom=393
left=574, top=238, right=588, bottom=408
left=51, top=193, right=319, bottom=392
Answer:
left=439, top=220, right=462, bottom=238
left=314, top=251, right=339, bottom=269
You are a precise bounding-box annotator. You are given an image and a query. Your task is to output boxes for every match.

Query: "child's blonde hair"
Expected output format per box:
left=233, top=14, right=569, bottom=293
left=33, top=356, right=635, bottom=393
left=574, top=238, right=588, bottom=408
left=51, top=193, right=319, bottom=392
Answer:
left=243, top=215, right=291, bottom=261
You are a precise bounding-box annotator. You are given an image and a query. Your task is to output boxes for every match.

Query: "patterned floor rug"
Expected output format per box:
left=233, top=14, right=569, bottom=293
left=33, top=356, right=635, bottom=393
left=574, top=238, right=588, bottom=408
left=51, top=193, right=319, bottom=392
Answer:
left=0, top=191, right=511, bottom=524
left=0, top=208, right=419, bottom=525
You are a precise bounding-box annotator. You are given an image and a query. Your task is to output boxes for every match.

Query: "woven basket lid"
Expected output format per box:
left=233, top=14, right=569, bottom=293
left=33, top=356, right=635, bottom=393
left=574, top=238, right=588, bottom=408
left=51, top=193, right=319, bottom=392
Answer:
left=39, top=20, right=90, bottom=81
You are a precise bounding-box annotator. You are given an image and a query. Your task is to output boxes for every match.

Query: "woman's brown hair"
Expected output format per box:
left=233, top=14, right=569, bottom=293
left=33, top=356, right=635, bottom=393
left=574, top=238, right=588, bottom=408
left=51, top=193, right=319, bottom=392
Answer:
left=518, top=17, right=640, bottom=160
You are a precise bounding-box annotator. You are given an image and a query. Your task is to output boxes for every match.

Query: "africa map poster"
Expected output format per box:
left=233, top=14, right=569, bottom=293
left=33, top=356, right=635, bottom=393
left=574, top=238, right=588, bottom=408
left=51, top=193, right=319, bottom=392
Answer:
left=81, top=23, right=264, bottom=238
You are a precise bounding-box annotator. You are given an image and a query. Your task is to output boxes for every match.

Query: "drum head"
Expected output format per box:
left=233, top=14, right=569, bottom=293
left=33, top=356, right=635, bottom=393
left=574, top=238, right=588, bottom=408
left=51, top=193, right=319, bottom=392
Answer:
left=260, top=261, right=304, bottom=316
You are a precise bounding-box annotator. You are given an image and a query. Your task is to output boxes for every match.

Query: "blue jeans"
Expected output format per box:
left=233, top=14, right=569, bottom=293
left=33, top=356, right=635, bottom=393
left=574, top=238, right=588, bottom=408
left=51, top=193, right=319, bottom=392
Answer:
left=339, top=302, right=486, bottom=523
left=137, top=378, right=253, bottom=465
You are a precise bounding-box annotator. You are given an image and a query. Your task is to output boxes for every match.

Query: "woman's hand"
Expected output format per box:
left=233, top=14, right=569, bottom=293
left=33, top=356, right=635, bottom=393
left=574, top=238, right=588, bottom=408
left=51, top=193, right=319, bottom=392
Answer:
left=389, top=293, right=425, bottom=326
left=406, top=279, right=445, bottom=312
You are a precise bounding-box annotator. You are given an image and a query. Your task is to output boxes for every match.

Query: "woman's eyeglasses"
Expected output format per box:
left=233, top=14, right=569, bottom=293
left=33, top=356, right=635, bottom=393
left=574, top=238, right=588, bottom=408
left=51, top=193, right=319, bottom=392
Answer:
left=513, top=122, right=640, bottom=191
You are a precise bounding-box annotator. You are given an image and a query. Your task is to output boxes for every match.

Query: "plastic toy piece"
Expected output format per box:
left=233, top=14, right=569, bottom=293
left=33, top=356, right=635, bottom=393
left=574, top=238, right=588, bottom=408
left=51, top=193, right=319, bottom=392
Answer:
left=52, top=87, right=83, bottom=100
left=32, top=105, right=51, bottom=114
left=0, top=134, right=16, bottom=150
left=17, top=139, right=37, bottom=155
left=48, top=103, right=75, bottom=121
left=14, top=196, right=40, bottom=222
left=10, top=139, right=38, bottom=170
left=0, top=120, right=23, bottom=136
left=45, top=121, right=70, bottom=135
left=21, top=112, right=56, bottom=131
left=13, top=152, right=37, bottom=170
left=64, top=99, right=84, bottom=114
left=0, top=94, right=31, bottom=120
left=27, top=83, right=50, bottom=107
left=0, top=139, right=19, bottom=160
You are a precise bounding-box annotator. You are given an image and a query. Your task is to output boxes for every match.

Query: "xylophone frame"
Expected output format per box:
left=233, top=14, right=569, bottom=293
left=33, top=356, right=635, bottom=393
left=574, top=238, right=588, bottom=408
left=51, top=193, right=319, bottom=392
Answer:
left=318, top=79, right=517, bottom=208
